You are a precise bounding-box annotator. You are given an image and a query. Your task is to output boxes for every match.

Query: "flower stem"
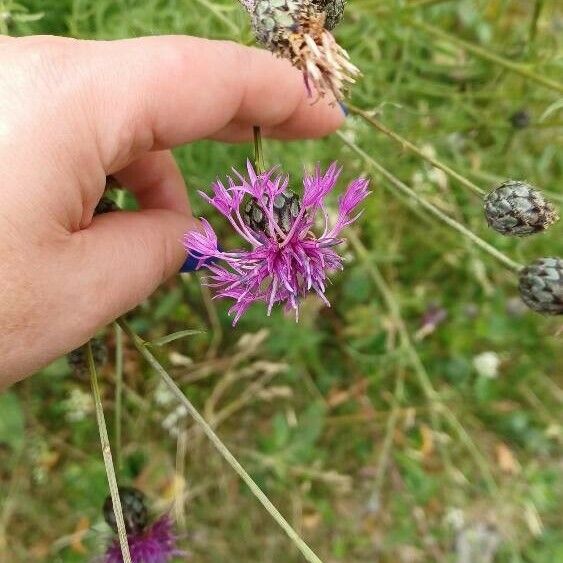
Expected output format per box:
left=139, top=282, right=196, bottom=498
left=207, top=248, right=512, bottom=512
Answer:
left=253, top=125, right=266, bottom=174
left=529, top=0, right=545, bottom=44
left=117, top=319, right=324, bottom=563
left=114, top=322, right=124, bottom=471
left=87, top=341, right=131, bottom=563
left=337, top=131, right=522, bottom=273
left=347, top=105, right=485, bottom=197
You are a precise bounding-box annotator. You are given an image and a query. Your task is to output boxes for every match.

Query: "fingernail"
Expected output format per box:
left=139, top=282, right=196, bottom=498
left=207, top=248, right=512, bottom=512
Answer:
left=180, top=249, right=220, bottom=273
left=338, top=102, right=349, bottom=116
left=180, top=253, right=201, bottom=273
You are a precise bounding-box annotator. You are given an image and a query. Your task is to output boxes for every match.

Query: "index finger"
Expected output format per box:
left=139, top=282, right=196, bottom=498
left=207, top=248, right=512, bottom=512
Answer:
left=80, top=36, right=345, bottom=171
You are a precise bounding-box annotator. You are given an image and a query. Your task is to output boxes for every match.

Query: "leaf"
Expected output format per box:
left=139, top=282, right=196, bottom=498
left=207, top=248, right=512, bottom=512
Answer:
left=13, top=12, right=45, bottom=22
left=539, top=99, right=563, bottom=122
left=149, top=329, right=204, bottom=346
left=287, top=402, right=326, bottom=463
left=0, top=392, right=25, bottom=451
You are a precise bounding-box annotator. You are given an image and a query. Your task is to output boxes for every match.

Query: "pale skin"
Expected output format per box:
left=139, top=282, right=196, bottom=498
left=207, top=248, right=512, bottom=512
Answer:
left=0, top=35, right=343, bottom=387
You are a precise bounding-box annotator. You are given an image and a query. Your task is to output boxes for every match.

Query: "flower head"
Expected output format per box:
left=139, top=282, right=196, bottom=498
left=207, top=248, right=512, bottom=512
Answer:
left=102, top=487, right=183, bottom=563
left=184, top=161, right=370, bottom=324
left=518, top=257, right=563, bottom=315
left=104, top=514, right=182, bottom=563
left=246, top=0, right=359, bottom=101
left=484, top=180, right=559, bottom=236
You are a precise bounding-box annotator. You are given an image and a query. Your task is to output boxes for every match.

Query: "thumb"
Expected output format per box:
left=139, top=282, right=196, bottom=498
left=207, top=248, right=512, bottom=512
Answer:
left=66, top=209, right=198, bottom=330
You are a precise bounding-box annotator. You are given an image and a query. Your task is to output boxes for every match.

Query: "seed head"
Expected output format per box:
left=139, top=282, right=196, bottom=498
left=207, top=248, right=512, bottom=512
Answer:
left=243, top=189, right=302, bottom=235
left=311, top=0, right=346, bottom=30
left=518, top=257, right=563, bottom=315
left=250, top=0, right=359, bottom=100
left=102, top=487, right=184, bottom=563
left=105, top=175, right=122, bottom=191
left=509, top=109, right=531, bottom=129
left=484, top=180, right=559, bottom=236
left=103, top=487, right=149, bottom=536
left=67, top=338, right=108, bottom=378
left=95, top=196, right=119, bottom=215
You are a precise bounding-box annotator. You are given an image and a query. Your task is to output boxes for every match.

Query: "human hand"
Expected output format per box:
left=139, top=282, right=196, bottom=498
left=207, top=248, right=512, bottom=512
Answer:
left=0, top=34, right=343, bottom=386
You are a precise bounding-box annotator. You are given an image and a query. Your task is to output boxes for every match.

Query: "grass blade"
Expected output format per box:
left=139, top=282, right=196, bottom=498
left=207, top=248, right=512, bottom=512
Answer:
left=149, top=329, right=204, bottom=347
left=87, top=341, right=131, bottom=563
left=117, top=319, right=324, bottom=563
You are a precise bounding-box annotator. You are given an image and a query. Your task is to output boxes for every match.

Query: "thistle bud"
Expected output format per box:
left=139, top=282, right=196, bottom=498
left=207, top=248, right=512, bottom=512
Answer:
left=484, top=180, right=559, bottom=236
left=94, top=196, right=119, bottom=215
left=67, top=338, right=108, bottom=378
left=102, top=487, right=183, bottom=562
left=103, top=486, right=149, bottom=535
left=518, top=257, right=563, bottom=315
left=311, top=0, right=346, bottom=30
left=105, top=175, right=121, bottom=191
left=509, top=109, right=530, bottom=129
left=251, top=0, right=359, bottom=100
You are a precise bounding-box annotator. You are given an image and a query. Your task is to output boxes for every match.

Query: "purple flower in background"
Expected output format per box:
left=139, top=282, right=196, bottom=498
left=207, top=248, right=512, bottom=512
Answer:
left=104, top=514, right=182, bottom=563
left=184, top=161, right=370, bottom=324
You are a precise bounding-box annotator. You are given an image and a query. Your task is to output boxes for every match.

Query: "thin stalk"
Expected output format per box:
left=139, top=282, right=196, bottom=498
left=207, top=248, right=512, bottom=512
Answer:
left=409, top=20, right=563, bottom=95
left=364, top=0, right=452, bottom=14
left=193, top=0, right=240, bottom=34
left=529, top=0, right=545, bottom=44
left=406, top=0, right=452, bottom=9
left=348, top=105, right=485, bottom=196
left=253, top=125, right=266, bottom=173
left=117, top=319, right=324, bottom=563
left=373, top=371, right=405, bottom=495
left=337, top=131, right=522, bottom=273
left=114, top=322, right=124, bottom=471
left=87, top=342, right=131, bottom=563
left=347, top=231, right=498, bottom=493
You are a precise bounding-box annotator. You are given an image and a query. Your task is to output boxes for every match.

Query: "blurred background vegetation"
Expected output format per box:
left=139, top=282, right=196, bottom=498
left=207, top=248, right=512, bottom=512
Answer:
left=1, top=0, right=562, bottom=561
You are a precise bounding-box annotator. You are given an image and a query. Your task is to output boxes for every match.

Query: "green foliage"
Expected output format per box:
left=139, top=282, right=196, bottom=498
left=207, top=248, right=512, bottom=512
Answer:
left=0, top=392, right=25, bottom=451
left=2, top=0, right=563, bottom=561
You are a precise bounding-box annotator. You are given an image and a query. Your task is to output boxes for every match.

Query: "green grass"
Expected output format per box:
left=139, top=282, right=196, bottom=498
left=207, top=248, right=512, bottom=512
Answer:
left=1, top=0, right=562, bottom=561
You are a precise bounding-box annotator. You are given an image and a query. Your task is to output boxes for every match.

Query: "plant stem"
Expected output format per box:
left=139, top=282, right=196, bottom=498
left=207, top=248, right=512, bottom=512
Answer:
left=114, top=322, right=124, bottom=471
left=87, top=341, right=131, bottom=563
left=253, top=125, right=266, bottom=173
left=347, top=231, right=498, bottom=493
left=529, top=0, right=545, bottom=44
left=348, top=104, right=485, bottom=196
left=117, top=319, right=324, bottom=563
left=337, top=131, right=522, bottom=273
left=409, top=20, right=563, bottom=95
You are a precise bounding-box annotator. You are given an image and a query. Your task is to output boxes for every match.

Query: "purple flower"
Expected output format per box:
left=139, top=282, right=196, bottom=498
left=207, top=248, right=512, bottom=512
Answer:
left=104, top=515, right=182, bottom=563
left=184, top=161, right=370, bottom=324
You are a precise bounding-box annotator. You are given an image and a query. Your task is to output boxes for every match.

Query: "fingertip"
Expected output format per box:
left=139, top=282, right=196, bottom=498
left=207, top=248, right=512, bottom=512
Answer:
left=266, top=94, right=345, bottom=140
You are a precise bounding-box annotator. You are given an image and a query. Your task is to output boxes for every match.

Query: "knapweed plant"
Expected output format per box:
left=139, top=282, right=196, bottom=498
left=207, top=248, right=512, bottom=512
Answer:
left=102, top=487, right=182, bottom=563
left=35, top=1, right=561, bottom=562
left=184, top=157, right=370, bottom=324
left=242, top=0, right=358, bottom=100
